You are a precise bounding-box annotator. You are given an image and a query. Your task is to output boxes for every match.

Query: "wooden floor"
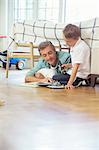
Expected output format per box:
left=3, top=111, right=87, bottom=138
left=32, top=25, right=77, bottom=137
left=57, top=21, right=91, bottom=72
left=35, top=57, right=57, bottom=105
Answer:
left=0, top=68, right=99, bottom=150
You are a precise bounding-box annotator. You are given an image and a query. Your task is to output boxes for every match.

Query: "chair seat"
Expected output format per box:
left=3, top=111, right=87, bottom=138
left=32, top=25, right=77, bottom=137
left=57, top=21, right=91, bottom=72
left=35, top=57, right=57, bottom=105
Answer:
left=9, top=52, right=33, bottom=58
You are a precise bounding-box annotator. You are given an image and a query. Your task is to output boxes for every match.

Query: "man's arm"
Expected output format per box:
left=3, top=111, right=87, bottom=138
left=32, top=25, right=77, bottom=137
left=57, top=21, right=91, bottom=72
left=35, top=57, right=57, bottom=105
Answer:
left=25, top=75, right=53, bottom=83
left=25, top=75, right=40, bottom=83
left=25, top=58, right=44, bottom=82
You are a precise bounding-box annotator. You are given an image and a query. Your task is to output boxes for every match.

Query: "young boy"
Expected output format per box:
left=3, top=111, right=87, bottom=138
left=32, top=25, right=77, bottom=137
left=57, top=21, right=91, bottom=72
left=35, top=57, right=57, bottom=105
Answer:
left=53, top=24, right=90, bottom=89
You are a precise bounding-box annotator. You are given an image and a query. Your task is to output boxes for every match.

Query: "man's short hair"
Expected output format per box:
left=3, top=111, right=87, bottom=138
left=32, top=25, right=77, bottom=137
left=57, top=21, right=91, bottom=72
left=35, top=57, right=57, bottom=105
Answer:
left=38, top=41, right=55, bottom=54
left=63, top=24, right=81, bottom=39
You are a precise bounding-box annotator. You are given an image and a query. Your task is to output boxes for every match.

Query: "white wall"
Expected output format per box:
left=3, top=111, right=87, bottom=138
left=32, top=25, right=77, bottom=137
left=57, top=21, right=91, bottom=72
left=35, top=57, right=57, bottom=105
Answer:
left=66, top=0, right=99, bottom=23
left=0, top=0, right=8, bottom=51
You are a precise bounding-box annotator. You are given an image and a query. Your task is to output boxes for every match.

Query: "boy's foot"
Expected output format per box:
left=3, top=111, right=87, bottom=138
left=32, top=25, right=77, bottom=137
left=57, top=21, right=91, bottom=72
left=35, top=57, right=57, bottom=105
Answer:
left=74, top=81, right=83, bottom=88
left=73, top=77, right=83, bottom=87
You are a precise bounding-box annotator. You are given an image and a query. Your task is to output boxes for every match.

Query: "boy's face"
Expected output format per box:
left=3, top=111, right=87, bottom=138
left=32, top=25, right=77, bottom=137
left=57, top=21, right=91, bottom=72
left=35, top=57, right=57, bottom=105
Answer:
left=63, top=35, right=78, bottom=47
left=40, top=45, right=57, bottom=66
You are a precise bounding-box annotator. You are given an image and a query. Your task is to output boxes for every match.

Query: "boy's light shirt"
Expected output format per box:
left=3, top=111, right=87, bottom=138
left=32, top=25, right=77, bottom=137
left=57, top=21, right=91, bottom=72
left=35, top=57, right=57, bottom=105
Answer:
left=67, top=38, right=90, bottom=79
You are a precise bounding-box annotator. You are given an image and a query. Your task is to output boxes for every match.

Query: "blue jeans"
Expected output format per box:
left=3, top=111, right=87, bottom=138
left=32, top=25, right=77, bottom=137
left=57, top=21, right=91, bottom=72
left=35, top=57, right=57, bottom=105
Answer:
left=52, top=73, right=84, bottom=86
left=52, top=73, right=70, bottom=85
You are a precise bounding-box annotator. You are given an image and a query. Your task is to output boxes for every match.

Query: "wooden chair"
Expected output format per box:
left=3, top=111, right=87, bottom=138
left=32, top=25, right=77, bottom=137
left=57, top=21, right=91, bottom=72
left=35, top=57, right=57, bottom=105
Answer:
left=6, top=42, right=39, bottom=78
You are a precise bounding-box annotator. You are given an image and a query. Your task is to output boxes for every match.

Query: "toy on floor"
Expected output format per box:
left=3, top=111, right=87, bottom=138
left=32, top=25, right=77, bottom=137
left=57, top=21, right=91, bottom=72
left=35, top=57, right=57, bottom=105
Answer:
left=0, top=51, right=26, bottom=70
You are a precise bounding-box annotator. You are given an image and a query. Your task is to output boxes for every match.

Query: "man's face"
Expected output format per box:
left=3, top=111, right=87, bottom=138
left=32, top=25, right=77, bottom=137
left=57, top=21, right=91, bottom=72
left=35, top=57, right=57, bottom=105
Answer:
left=40, top=45, right=57, bottom=66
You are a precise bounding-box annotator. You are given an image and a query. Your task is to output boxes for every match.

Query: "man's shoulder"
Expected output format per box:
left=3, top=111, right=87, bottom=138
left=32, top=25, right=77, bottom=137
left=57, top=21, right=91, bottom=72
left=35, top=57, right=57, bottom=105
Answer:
left=38, top=57, right=49, bottom=67
left=38, top=57, right=45, bottom=63
left=57, top=50, right=69, bottom=54
left=57, top=51, right=70, bottom=57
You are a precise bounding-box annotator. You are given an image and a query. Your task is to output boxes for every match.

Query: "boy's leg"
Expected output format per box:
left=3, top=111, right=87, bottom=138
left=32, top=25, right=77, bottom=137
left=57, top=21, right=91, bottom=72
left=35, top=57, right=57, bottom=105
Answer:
left=53, top=74, right=85, bottom=87
left=52, top=73, right=70, bottom=85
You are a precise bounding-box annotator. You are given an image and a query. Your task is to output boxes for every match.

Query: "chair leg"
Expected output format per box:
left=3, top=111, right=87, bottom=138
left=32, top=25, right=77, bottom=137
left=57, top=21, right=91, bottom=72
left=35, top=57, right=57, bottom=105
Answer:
left=29, top=42, right=34, bottom=68
left=6, top=52, right=10, bottom=78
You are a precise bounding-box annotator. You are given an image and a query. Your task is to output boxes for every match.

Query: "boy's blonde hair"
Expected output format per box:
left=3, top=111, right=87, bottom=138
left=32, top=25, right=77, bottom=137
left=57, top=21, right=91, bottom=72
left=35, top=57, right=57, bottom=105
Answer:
left=63, top=24, right=81, bottom=39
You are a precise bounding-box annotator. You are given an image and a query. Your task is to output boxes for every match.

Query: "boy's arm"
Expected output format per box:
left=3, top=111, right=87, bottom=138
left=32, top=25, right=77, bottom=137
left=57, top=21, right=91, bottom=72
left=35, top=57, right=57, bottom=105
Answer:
left=25, top=58, right=45, bottom=82
left=66, top=63, right=80, bottom=89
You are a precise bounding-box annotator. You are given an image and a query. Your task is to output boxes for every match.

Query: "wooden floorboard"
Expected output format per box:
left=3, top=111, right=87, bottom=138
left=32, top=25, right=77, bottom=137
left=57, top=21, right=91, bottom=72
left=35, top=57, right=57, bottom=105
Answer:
left=0, top=68, right=99, bottom=150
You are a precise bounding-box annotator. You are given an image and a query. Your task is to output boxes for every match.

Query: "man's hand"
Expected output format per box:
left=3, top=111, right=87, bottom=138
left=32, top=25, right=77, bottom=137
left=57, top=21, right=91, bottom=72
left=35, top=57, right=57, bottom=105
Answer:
left=25, top=76, right=35, bottom=83
left=40, top=77, right=53, bottom=83
left=25, top=76, right=53, bottom=83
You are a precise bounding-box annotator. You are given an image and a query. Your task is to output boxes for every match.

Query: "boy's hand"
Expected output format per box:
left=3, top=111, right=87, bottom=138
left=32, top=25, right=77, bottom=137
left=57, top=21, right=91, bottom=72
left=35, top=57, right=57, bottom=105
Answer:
left=65, top=83, right=75, bottom=89
left=61, top=64, right=68, bottom=69
left=61, top=64, right=68, bottom=74
left=61, top=63, right=72, bottom=71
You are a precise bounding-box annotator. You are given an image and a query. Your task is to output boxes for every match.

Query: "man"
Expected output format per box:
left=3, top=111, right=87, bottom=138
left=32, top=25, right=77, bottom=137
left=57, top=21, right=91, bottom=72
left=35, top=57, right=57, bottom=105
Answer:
left=25, top=41, right=71, bottom=83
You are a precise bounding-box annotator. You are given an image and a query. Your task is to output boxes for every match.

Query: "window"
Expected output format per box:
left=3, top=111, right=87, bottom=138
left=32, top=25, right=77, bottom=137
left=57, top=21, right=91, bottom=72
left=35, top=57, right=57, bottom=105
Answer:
left=14, top=0, right=34, bottom=21
left=13, top=0, right=65, bottom=23
left=38, top=0, right=59, bottom=22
